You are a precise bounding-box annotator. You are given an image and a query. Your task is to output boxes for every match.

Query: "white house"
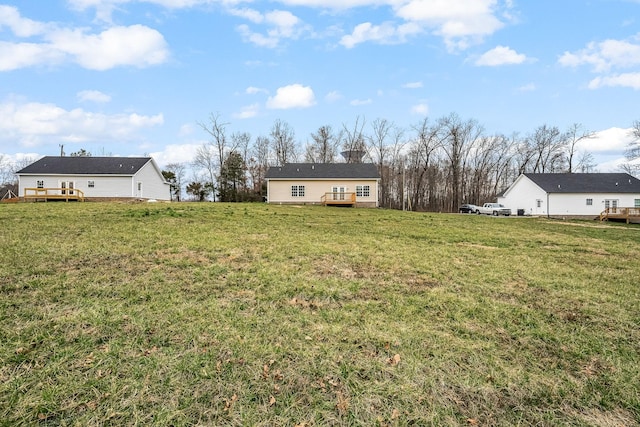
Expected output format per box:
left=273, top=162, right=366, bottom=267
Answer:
left=17, top=156, right=171, bottom=201
left=265, top=163, right=380, bottom=207
left=498, top=173, right=640, bottom=217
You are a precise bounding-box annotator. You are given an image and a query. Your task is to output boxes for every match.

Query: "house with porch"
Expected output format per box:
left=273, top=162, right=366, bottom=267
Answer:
left=498, top=173, right=640, bottom=219
left=265, top=163, right=380, bottom=207
left=16, top=156, right=171, bottom=201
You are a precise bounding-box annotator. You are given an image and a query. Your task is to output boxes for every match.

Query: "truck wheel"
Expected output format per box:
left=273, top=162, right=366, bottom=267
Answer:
left=493, top=211, right=498, bottom=216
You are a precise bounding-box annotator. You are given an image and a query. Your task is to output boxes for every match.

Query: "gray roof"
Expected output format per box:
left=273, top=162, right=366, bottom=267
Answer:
left=16, top=156, right=152, bottom=175
left=266, top=163, right=380, bottom=179
left=524, top=173, right=640, bottom=193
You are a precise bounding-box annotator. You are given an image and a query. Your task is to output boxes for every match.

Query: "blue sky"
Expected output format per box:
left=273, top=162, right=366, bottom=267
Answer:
left=1, top=0, right=639, bottom=171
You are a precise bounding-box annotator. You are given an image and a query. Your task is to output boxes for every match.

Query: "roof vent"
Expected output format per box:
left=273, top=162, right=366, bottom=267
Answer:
left=558, top=184, right=561, bottom=189
left=616, top=182, right=618, bottom=186
left=311, top=165, right=315, bottom=169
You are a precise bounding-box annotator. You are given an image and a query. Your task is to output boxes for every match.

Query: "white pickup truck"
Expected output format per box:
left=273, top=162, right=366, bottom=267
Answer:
left=478, top=203, right=511, bottom=216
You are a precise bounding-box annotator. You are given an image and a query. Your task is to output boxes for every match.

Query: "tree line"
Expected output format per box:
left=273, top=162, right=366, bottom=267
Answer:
left=163, top=113, right=640, bottom=211
left=2, top=116, right=639, bottom=210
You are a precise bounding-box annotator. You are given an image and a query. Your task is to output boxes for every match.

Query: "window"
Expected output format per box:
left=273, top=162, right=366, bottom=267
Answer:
left=586, top=198, right=593, bottom=206
left=88, top=180, right=95, bottom=188
left=356, top=185, right=370, bottom=197
left=635, top=199, right=640, bottom=208
left=36, top=180, right=44, bottom=188
left=605, top=199, right=618, bottom=209
left=536, top=199, right=542, bottom=208
left=291, top=185, right=305, bottom=197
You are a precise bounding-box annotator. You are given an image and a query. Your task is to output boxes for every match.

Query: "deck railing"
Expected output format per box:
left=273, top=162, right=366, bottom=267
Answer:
left=321, top=192, right=356, bottom=206
left=599, top=207, right=640, bottom=223
left=24, top=187, right=85, bottom=202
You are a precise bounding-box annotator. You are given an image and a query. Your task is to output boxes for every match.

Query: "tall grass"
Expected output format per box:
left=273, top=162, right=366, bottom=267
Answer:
left=1, top=202, right=638, bottom=426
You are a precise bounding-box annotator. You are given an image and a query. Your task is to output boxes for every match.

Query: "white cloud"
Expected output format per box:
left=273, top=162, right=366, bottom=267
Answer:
left=233, top=103, right=261, bottom=118
left=588, top=73, right=640, bottom=90
left=340, top=21, right=422, bottom=48
left=0, top=5, right=49, bottom=37
left=350, top=98, right=372, bottom=106
left=0, top=6, right=169, bottom=71
left=410, top=102, right=429, bottom=115
left=559, top=38, right=640, bottom=73
left=325, top=91, right=343, bottom=102
left=77, top=90, right=112, bottom=103
left=235, top=9, right=307, bottom=48
left=518, top=83, right=536, bottom=92
left=394, top=0, right=504, bottom=51
left=0, top=100, right=163, bottom=148
left=559, top=35, right=640, bottom=90
left=581, top=127, right=635, bottom=154
left=403, top=81, right=423, bottom=89
left=48, top=25, right=169, bottom=70
left=475, top=45, right=526, bottom=66
left=150, top=143, right=202, bottom=168
left=246, top=86, right=268, bottom=95
left=266, top=84, right=316, bottom=109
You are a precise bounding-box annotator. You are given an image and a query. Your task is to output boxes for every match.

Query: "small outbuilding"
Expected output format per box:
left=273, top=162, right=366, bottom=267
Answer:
left=498, top=173, right=640, bottom=218
left=265, top=163, right=380, bottom=207
left=16, top=156, right=171, bottom=201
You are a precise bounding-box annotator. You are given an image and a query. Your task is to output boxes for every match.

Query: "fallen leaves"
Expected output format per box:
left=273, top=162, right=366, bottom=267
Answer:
left=387, top=353, right=401, bottom=366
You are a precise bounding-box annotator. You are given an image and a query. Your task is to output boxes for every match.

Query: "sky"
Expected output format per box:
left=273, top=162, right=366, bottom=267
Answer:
left=1, top=0, right=639, bottom=172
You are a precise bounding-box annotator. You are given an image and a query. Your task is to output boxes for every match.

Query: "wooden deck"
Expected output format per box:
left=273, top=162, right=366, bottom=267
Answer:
left=321, top=192, right=356, bottom=207
left=600, top=207, right=640, bottom=224
left=23, top=187, right=85, bottom=202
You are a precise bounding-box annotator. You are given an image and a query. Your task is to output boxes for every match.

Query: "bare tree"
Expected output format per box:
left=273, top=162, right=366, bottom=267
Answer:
left=305, top=125, right=340, bottom=163
left=198, top=113, right=229, bottom=174
left=622, top=120, right=640, bottom=176
left=248, top=135, right=271, bottom=195
left=565, top=123, right=595, bottom=173
left=341, top=116, right=368, bottom=163
left=438, top=113, right=484, bottom=211
left=270, top=119, right=297, bottom=166
left=0, top=154, right=12, bottom=185
left=165, top=162, right=187, bottom=201
left=528, top=124, right=567, bottom=173
left=192, top=144, right=217, bottom=201
left=407, top=117, right=443, bottom=211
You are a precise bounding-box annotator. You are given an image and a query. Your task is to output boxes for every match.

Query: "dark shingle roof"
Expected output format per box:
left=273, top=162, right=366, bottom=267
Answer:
left=16, top=156, right=152, bottom=175
left=265, top=163, right=380, bottom=179
left=524, top=173, right=640, bottom=193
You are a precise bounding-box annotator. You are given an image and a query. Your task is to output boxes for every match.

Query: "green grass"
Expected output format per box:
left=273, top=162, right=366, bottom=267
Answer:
left=1, top=202, right=639, bottom=426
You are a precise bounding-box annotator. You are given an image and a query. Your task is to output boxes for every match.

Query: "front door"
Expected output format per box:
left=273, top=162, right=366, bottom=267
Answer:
left=605, top=199, right=618, bottom=212
left=332, top=186, right=346, bottom=200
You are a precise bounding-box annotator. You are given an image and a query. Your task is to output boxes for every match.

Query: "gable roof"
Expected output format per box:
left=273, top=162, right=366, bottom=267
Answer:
left=524, top=173, right=640, bottom=193
left=266, top=163, right=380, bottom=179
left=16, top=156, right=152, bottom=175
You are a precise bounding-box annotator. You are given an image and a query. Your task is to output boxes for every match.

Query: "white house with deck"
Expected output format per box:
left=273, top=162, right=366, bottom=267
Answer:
left=498, top=173, right=640, bottom=217
left=265, top=163, right=380, bottom=207
left=17, top=156, right=171, bottom=201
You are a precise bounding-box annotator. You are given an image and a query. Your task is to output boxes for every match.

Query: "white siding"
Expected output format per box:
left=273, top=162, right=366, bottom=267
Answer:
left=19, top=175, right=134, bottom=198
left=18, top=159, right=170, bottom=201
left=548, top=193, right=639, bottom=216
left=498, top=175, right=547, bottom=215
left=499, top=175, right=640, bottom=216
left=133, top=160, right=171, bottom=201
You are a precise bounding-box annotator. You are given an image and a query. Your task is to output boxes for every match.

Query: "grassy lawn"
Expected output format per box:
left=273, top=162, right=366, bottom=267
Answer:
left=1, top=202, right=639, bottom=426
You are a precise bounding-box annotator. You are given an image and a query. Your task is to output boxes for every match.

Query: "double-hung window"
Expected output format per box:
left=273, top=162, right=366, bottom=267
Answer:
left=291, top=185, right=305, bottom=197
left=36, top=180, right=44, bottom=189
left=586, top=198, right=593, bottom=206
left=356, top=185, right=370, bottom=197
